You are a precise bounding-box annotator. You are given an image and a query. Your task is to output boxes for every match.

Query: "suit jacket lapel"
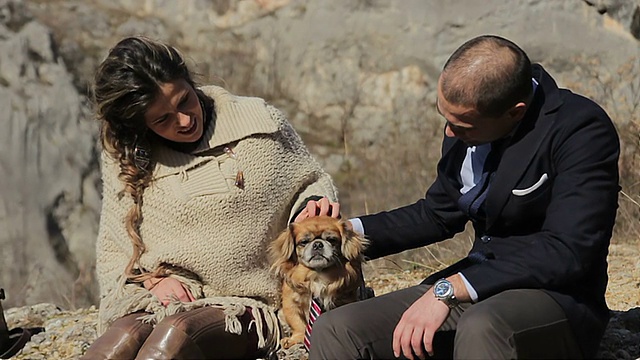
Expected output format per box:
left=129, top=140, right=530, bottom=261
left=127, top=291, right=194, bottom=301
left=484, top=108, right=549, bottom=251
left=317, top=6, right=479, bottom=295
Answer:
left=485, top=65, right=563, bottom=229
left=437, top=135, right=467, bottom=197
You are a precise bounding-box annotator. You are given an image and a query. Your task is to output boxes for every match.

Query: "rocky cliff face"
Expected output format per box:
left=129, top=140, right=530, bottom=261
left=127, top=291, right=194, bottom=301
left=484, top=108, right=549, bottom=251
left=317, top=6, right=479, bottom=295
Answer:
left=1, top=0, right=638, bottom=311
left=0, top=0, right=99, bottom=308
left=0, top=0, right=638, bottom=358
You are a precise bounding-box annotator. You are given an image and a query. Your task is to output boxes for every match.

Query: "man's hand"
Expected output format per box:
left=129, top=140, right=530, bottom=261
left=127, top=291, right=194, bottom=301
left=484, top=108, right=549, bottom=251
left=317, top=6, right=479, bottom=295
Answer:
left=294, top=197, right=340, bottom=222
left=393, top=274, right=470, bottom=359
left=393, top=289, right=450, bottom=359
left=146, top=277, right=195, bottom=306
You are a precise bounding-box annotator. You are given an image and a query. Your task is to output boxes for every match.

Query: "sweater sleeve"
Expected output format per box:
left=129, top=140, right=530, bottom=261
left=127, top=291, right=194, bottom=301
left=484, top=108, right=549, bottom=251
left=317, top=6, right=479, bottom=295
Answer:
left=266, top=105, right=338, bottom=222
left=95, top=151, right=134, bottom=298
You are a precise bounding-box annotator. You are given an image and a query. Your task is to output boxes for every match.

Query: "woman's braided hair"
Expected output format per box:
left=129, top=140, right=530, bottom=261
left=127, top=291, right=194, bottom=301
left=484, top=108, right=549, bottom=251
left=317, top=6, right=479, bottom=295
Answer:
left=92, top=36, right=196, bottom=283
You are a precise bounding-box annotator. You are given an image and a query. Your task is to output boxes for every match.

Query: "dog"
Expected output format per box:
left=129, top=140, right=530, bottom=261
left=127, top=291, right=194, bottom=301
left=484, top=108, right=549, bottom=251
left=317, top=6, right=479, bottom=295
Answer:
left=269, top=215, right=369, bottom=349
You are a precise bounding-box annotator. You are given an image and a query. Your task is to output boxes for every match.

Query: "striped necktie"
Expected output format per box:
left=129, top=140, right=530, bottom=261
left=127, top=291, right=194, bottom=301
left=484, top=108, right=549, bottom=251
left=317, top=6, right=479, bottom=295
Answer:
left=303, top=296, right=324, bottom=351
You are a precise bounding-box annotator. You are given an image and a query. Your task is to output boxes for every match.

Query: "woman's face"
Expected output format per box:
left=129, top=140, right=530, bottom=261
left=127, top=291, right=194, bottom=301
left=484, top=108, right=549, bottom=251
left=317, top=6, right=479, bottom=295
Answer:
left=144, top=79, right=204, bottom=143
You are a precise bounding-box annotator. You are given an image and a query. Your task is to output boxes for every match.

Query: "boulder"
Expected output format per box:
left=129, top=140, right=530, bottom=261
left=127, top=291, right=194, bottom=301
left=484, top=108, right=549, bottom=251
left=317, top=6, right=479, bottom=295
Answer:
left=1, top=0, right=639, bottom=313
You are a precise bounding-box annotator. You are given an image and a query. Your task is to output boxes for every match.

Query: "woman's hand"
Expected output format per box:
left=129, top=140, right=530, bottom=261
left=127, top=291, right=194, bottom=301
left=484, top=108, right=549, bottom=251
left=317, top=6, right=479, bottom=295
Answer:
left=145, top=277, right=195, bottom=306
left=294, top=197, right=340, bottom=222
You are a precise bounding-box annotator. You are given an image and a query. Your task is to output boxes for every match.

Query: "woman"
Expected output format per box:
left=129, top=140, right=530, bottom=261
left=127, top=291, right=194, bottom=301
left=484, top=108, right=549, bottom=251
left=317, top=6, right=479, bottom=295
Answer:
left=82, top=36, right=339, bottom=359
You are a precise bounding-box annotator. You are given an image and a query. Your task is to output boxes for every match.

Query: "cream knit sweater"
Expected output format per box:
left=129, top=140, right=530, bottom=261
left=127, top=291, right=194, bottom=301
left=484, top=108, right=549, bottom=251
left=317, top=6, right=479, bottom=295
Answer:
left=96, top=86, right=337, bottom=353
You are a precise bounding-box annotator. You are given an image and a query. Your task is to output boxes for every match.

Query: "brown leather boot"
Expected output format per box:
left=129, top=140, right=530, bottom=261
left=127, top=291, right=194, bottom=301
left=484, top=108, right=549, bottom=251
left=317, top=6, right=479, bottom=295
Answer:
left=135, top=306, right=261, bottom=360
left=80, top=312, right=153, bottom=360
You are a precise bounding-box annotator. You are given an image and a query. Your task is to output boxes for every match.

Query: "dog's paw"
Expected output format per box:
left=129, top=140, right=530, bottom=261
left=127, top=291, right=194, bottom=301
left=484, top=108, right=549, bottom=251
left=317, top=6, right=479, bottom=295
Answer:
left=280, top=337, right=296, bottom=349
left=280, top=334, right=304, bottom=349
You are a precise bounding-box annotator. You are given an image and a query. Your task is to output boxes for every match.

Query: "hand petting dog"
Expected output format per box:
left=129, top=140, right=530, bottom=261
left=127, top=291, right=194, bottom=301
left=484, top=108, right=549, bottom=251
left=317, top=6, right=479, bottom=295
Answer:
left=294, top=197, right=340, bottom=223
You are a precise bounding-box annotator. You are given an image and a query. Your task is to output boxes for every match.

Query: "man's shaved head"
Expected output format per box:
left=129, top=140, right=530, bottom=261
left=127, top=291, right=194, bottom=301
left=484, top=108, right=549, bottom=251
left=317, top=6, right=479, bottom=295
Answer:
left=440, top=35, right=533, bottom=118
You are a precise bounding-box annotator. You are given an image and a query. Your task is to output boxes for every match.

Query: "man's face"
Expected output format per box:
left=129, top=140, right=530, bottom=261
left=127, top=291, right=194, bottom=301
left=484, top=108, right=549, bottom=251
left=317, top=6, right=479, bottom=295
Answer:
left=436, top=79, right=522, bottom=146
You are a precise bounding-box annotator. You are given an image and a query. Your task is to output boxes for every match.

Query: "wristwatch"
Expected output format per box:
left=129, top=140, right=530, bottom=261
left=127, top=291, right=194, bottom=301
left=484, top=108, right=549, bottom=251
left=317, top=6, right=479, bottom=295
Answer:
left=433, top=278, right=459, bottom=309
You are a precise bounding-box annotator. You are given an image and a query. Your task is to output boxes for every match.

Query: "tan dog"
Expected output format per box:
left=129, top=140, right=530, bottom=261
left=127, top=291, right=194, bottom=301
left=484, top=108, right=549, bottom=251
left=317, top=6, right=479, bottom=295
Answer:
left=269, top=216, right=368, bottom=349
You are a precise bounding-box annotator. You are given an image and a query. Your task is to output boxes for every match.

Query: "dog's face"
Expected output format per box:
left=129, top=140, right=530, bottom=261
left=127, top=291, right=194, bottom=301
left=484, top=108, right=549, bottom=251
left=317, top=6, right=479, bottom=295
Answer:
left=269, top=216, right=368, bottom=277
left=296, top=216, right=347, bottom=270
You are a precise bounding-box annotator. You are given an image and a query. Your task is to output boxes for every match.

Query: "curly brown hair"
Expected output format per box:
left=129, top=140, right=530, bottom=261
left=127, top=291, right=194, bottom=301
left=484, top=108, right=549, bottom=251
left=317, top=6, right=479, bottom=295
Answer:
left=92, top=36, right=198, bottom=283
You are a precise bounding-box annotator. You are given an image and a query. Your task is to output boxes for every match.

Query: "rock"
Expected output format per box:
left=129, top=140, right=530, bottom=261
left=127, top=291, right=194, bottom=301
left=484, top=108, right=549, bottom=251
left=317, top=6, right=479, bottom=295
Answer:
left=0, top=0, right=638, bottom=314
left=583, top=0, right=640, bottom=38
left=0, top=0, right=99, bottom=310
left=4, top=304, right=639, bottom=359
left=0, top=1, right=636, bottom=359
left=598, top=308, right=640, bottom=359
left=5, top=304, right=96, bottom=360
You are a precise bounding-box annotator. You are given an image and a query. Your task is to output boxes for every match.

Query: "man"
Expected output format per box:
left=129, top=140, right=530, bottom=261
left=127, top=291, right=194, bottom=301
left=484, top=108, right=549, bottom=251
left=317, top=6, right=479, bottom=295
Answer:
left=307, top=35, right=620, bottom=359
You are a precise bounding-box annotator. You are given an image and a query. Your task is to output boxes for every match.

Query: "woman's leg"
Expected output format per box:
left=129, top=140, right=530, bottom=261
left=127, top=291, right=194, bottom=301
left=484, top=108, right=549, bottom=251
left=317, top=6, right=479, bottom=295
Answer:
left=135, top=306, right=263, bottom=360
left=80, top=312, right=153, bottom=360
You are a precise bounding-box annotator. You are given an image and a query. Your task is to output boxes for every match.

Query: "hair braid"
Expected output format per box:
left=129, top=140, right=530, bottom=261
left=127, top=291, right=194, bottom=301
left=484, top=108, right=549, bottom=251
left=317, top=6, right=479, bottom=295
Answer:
left=93, top=36, right=196, bottom=283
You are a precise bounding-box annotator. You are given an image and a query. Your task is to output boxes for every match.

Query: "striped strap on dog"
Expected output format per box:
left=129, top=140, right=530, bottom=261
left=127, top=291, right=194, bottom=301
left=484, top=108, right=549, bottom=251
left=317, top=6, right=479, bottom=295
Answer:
left=303, top=296, right=324, bottom=351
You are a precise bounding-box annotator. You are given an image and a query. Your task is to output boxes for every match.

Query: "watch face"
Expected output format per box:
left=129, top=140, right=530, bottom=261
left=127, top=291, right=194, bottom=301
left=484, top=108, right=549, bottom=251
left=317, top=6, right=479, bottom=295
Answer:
left=434, top=281, right=451, bottom=298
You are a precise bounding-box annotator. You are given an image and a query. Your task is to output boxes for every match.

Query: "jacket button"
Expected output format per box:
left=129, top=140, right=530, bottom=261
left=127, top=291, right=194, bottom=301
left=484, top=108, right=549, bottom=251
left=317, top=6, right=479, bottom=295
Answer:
left=481, top=235, right=491, bottom=243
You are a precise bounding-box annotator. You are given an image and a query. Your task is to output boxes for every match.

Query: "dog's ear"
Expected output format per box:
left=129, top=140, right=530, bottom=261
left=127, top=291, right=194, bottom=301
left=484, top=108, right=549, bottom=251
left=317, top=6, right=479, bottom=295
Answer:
left=339, top=219, right=369, bottom=262
left=269, top=223, right=298, bottom=277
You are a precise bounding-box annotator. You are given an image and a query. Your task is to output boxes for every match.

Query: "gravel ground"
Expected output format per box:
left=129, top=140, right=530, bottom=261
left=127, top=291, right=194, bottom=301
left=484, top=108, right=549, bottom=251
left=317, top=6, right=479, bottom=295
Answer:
left=4, top=242, right=639, bottom=359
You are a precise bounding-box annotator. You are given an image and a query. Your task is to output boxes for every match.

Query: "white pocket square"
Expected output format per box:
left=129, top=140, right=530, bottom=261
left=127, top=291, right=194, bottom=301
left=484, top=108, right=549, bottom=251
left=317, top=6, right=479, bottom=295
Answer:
left=512, top=173, right=548, bottom=196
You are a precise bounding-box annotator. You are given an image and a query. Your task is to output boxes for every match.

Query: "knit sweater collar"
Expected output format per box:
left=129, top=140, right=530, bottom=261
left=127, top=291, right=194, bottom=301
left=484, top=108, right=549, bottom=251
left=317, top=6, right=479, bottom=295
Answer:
left=152, top=85, right=279, bottom=179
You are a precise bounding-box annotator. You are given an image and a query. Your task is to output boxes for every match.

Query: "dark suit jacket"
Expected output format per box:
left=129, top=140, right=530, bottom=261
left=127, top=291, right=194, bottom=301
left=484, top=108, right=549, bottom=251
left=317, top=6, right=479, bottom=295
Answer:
left=360, top=64, right=620, bottom=357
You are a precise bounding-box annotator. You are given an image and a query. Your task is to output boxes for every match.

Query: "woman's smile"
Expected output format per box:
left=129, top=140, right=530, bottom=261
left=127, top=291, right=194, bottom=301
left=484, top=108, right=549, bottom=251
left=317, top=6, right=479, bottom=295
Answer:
left=178, top=117, right=197, bottom=136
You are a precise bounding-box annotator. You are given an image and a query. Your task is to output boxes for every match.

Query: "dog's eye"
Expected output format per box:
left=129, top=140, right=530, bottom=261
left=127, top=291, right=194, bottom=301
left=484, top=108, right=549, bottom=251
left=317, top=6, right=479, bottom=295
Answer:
left=298, top=240, right=310, bottom=246
left=325, top=236, right=341, bottom=244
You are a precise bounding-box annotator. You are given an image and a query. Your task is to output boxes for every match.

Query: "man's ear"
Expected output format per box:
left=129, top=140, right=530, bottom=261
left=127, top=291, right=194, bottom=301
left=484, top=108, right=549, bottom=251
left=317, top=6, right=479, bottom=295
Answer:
left=507, top=101, right=528, bottom=122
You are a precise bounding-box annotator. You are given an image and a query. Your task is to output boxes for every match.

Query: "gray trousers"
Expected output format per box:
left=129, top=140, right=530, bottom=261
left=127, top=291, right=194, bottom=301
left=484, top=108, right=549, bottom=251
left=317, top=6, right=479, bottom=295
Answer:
left=308, top=285, right=582, bottom=359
